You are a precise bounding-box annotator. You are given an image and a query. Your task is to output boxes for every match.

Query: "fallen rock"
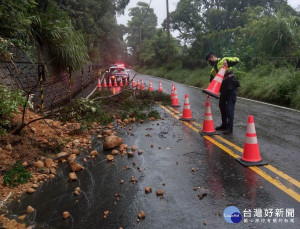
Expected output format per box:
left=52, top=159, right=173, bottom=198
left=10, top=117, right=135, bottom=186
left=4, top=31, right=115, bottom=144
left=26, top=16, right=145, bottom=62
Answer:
left=123, top=166, right=131, bottom=170
left=120, top=180, right=124, bottom=184
left=90, top=150, right=99, bottom=157
left=27, top=188, right=35, bottom=194
left=26, top=206, right=35, bottom=214
left=203, top=220, right=207, bottom=225
left=103, top=136, right=123, bottom=149
left=69, top=172, right=77, bottom=181
left=69, top=161, right=84, bottom=172
left=22, top=161, right=29, bottom=167
left=111, top=150, right=119, bottom=155
left=102, top=129, right=112, bottom=136
left=198, top=192, right=208, bottom=200
left=34, top=161, right=44, bottom=169
left=73, top=190, right=80, bottom=196
left=62, top=211, right=70, bottom=219
left=127, top=151, right=134, bottom=157
left=145, top=187, right=152, bottom=193
left=106, top=155, right=114, bottom=161
left=130, top=176, right=138, bottom=184
left=131, top=145, right=136, bottom=151
left=156, top=190, right=164, bottom=196
left=67, top=154, right=76, bottom=162
left=138, top=150, right=143, bottom=155
left=97, top=135, right=103, bottom=139
left=138, top=211, right=146, bottom=219
left=55, top=152, right=69, bottom=160
left=18, top=214, right=27, bottom=220
left=49, top=174, right=55, bottom=179
left=5, top=144, right=12, bottom=151
left=190, top=168, right=195, bottom=173
left=44, top=158, right=55, bottom=168
left=120, top=144, right=128, bottom=150
left=32, top=184, right=38, bottom=189
left=72, top=149, right=80, bottom=155
left=75, top=187, right=81, bottom=192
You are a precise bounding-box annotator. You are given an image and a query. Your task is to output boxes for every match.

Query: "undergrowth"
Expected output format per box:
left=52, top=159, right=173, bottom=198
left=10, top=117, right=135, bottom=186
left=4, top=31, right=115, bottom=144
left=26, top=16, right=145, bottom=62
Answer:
left=3, top=161, right=32, bottom=187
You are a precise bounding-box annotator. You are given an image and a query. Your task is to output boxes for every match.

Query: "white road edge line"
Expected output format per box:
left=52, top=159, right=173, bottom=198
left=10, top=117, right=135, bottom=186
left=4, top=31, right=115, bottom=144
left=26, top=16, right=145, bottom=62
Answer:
left=135, top=71, right=300, bottom=113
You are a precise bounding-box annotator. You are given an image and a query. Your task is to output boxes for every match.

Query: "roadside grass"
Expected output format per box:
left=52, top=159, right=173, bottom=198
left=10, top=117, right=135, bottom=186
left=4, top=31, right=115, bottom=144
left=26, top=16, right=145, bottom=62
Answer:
left=136, top=64, right=300, bottom=110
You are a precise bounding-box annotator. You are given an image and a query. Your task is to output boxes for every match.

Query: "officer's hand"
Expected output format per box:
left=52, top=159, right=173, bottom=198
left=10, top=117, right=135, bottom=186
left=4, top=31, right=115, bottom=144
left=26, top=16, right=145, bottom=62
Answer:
left=223, top=60, right=228, bottom=67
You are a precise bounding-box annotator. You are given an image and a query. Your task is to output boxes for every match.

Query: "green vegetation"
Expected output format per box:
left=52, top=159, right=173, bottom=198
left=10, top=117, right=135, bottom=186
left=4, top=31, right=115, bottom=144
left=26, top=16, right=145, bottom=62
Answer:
left=3, top=161, right=32, bottom=187
left=136, top=63, right=300, bottom=110
left=0, top=86, right=26, bottom=135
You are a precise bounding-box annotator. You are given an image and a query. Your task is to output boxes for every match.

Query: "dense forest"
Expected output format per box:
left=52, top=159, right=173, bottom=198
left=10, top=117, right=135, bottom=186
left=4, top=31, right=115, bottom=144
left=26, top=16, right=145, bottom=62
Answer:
left=1, top=0, right=300, bottom=108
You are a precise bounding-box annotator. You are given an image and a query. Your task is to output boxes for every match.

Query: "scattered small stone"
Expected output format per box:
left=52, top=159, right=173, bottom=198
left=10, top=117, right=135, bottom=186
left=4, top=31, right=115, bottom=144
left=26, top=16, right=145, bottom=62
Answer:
left=26, top=206, right=35, bottom=214
left=69, top=172, right=77, bottom=181
left=130, top=176, right=138, bottom=184
left=138, top=150, right=143, bottom=155
left=138, top=168, right=142, bottom=172
left=97, top=135, right=103, bottom=139
left=162, top=183, right=165, bottom=186
left=120, top=180, right=124, bottom=184
left=156, top=190, right=164, bottom=196
left=131, top=145, right=136, bottom=151
left=140, top=120, right=144, bottom=124
left=62, top=211, right=70, bottom=219
left=190, top=168, right=195, bottom=173
left=73, top=190, right=80, bottom=196
left=22, top=161, right=29, bottom=167
left=132, top=161, right=136, bottom=165
left=18, top=214, right=27, bottom=220
left=128, top=151, right=134, bottom=157
left=67, top=154, right=76, bottom=162
left=27, top=188, right=35, bottom=194
left=111, top=150, right=119, bottom=155
left=145, top=187, right=152, bottom=193
left=83, top=158, right=87, bottom=162
left=198, top=192, right=208, bottom=200
left=32, top=184, right=38, bottom=189
left=90, top=150, right=99, bottom=157
left=123, top=166, right=131, bottom=170
left=69, top=161, right=84, bottom=172
left=138, top=210, right=146, bottom=219
left=49, top=174, right=55, bottom=179
left=72, top=149, right=80, bottom=155
left=176, top=162, right=178, bottom=165
left=158, top=146, right=161, bottom=149
left=203, top=220, right=207, bottom=225
left=194, top=187, right=198, bottom=191
left=104, top=211, right=109, bottom=218
left=106, top=155, right=114, bottom=161
left=34, top=160, right=44, bottom=169
left=5, top=144, right=12, bottom=151
left=150, top=144, right=154, bottom=148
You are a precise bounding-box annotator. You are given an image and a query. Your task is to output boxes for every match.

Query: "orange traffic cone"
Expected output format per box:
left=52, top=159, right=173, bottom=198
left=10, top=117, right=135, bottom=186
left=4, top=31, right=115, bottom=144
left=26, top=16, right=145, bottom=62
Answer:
left=103, top=78, right=107, bottom=88
left=97, top=78, right=101, bottom=88
left=171, top=84, right=175, bottom=100
left=119, top=79, right=123, bottom=87
left=171, top=87, right=180, bottom=107
left=137, top=78, right=140, bottom=89
left=158, top=81, right=163, bottom=92
left=141, top=79, right=145, bottom=90
left=203, top=65, right=227, bottom=99
left=200, top=99, right=217, bottom=136
left=148, top=80, right=153, bottom=91
left=114, top=78, right=118, bottom=87
left=108, top=78, right=112, bottom=87
left=180, top=94, right=193, bottom=121
left=132, top=79, right=136, bottom=87
left=236, top=115, right=268, bottom=167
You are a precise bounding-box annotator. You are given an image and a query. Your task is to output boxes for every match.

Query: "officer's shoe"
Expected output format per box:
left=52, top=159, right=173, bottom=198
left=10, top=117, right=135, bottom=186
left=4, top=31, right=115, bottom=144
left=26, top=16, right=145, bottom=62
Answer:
left=223, top=128, right=233, bottom=135
left=216, top=124, right=227, bottom=131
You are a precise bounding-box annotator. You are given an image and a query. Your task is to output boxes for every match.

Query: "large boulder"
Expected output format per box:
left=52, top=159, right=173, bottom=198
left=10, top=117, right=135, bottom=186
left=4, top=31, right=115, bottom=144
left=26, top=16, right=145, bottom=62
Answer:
left=103, top=136, right=123, bottom=149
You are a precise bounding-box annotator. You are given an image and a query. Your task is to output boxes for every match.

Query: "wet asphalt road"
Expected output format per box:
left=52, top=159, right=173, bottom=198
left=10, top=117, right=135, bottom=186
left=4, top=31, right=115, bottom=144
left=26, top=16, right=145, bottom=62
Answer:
left=7, top=71, right=300, bottom=228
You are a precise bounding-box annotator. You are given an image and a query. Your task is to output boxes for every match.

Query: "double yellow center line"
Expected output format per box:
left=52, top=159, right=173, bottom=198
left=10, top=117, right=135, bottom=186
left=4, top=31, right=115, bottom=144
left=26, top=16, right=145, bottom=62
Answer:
left=160, top=104, right=300, bottom=203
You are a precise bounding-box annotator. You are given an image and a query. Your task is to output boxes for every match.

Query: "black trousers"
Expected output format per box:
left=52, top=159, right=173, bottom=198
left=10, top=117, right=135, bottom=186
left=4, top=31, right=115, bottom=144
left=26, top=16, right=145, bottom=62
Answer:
left=219, top=89, right=237, bottom=129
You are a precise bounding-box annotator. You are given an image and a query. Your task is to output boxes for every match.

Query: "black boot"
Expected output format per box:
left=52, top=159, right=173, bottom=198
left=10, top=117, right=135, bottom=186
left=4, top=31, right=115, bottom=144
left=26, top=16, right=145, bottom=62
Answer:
left=223, top=128, right=233, bottom=135
left=216, top=124, right=227, bottom=131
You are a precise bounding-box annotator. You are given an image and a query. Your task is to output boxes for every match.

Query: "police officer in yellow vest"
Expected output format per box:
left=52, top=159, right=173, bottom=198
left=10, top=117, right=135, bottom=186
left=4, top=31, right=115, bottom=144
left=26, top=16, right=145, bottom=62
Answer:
left=205, top=52, right=240, bottom=135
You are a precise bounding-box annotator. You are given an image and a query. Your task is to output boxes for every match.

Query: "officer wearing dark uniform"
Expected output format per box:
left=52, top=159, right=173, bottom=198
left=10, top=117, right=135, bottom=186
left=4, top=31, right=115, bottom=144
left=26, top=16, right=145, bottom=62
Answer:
left=205, top=52, right=240, bottom=135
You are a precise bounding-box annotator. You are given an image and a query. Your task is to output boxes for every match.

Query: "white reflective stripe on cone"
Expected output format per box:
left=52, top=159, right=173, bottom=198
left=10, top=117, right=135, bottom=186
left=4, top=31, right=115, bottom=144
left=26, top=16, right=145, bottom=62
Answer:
left=245, top=136, right=258, bottom=144
left=184, top=105, right=190, bottom=109
left=184, top=99, right=189, bottom=103
left=220, top=68, right=226, bottom=75
left=246, top=123, right=256, bottom=134
left=205, top=106, right=212, bottom=113
left=205, top=115, right=213, bottom=120
left=214, top=76, right=223, bottom=83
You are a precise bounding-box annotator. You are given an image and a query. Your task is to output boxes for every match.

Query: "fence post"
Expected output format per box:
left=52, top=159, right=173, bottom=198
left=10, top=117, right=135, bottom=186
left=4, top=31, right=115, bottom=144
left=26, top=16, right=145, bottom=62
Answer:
left=38, top=65, right=45, bottom=111
left=81, top=68, right=83, bottom=91
left=88, top=66, right=90, bottom=85
left=67, top=66, right=72, bottom=102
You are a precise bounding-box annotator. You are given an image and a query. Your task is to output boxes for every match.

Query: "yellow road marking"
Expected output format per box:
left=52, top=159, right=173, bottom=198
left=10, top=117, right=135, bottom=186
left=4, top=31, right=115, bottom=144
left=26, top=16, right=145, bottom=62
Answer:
left=161, top=104, right=300, bottom=203
left=167, top=105, right=300, bottom=190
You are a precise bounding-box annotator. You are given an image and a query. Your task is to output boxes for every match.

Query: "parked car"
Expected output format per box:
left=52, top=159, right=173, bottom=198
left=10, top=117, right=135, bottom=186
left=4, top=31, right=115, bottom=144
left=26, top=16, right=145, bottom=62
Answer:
left=105, top=63, right=129, bottom=84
